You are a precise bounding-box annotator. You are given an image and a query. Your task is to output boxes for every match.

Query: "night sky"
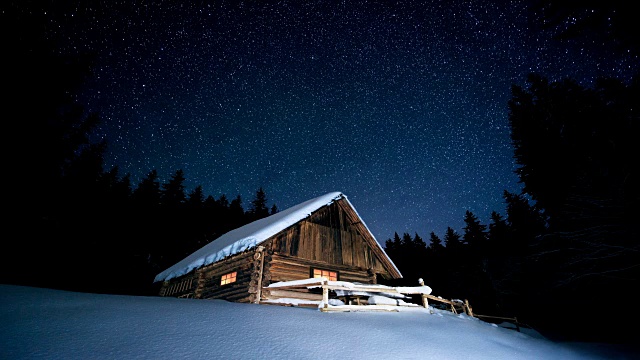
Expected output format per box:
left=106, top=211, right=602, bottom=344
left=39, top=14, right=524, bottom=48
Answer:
left=42, top=1, right=637, bottom=242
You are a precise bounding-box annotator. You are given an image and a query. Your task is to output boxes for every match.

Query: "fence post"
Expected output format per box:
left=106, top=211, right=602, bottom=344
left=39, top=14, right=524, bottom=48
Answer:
left=322, top=280, right=329, bottom=310
left=464, top=299, right=474, bottom=317
left=418, top=278, right=430, bottom=310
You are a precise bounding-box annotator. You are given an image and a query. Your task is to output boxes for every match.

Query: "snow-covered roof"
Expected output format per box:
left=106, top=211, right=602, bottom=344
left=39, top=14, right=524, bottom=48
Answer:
left=155, top=191, right=398, bottom=282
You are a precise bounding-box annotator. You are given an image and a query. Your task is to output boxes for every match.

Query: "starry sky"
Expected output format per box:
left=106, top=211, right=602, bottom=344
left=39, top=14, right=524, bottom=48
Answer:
left=41, top=1, right=637, bottom=242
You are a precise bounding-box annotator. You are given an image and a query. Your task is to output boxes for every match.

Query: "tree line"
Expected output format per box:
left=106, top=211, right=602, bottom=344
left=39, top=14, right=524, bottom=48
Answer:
left=381, top=190, right=545, bottom=321
left=377, top=2, right=640, bottom=339
left=2, top=4, right=282, bottom=296
left=380, top=73, right=638, bottom=343
left=7, top=152, right=280, bottom=296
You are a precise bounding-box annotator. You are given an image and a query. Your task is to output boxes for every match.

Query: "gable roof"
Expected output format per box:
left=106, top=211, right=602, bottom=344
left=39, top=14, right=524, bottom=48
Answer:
left=154, top=192, right=401, bottom=282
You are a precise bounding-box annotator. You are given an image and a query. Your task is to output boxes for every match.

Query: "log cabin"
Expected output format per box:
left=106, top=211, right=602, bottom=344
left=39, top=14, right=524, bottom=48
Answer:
left=155, top=192, right=402, bottom=303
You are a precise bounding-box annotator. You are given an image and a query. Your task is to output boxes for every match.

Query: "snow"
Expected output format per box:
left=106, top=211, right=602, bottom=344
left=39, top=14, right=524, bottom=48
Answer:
left=266, top=277, right=326, bottom=288
left=2, top=284, right=638, bottom=359
left=266, top=278, right=431, bottom=308
left=322, top=280, right=358, bottom=288
left=334, top=289, right=408, bottom=299
left=268, top=278, right=432, bottom=303
left=395, top=286, right=433, bottom=295
left=368, top=295, right=417, bottom=306
left=260, top=298, right=321, bottom=306
left=154, top=191, right=400, bottom=282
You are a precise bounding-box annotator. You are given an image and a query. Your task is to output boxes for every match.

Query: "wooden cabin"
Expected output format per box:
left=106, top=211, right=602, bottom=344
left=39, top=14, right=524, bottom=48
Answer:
left=155, top=192, right=402, bottom=304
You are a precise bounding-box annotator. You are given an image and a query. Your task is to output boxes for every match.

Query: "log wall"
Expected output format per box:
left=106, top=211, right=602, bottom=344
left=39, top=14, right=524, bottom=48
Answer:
left=194, top=250, right=257, bottom=303
left=266, top=253, right=374, bottom=284
left=259, top=252, right=375, bottom=302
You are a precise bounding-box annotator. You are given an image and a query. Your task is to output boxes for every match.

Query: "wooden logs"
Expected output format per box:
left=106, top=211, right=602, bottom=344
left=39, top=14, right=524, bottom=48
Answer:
left=465, top=299, right=474, bottom=317
left=322, top=285, right=329, bottom=309
left=262, top=289, right=323, bottom=302
left=254, top=246, right=265, bottom=304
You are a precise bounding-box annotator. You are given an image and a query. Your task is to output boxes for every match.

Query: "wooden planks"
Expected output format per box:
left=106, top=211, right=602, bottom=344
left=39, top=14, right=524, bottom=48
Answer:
left=265, top=289, right=323, bottom=301
left=260, top=199, right=398, bottom=280
left=267, top=253, right=374, bottom=284
left=337, top=199, right=400, bottom=278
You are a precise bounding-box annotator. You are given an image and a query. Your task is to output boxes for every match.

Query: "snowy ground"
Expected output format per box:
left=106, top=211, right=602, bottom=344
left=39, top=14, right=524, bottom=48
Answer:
left=1, top=284, right=637, bottom=359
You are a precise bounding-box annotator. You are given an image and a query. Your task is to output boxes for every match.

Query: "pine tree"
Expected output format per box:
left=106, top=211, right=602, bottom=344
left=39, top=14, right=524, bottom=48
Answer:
left=462, top=210, right=487, bottom=251
left=204, top=195, right=217, bottom=209
left=413, top=232, right=428, bottom=251
left=217, top=194, right=230, bottom=209
left=439, top=226, right=463, bottom=298
left=503, top=191, right=546, bottom=253
left=186, top=185, right=205, bottom=209
left=99, top=166, right=132, bottom=202
left=428, top=232, right=445, bottom=252
left=401, top=232, right=414, bottom=251
left=161, top=169, right=187, bottom=208
left=409, top=232, right=429, bottom=284
left=384, top=232, right=403, bottom=267
left=392, top=232, right=402, bottom=253
left=154, top=169, right=188, bottom=272
left=133, top=170, right=161, bottom=206
left=229, top=195, right=245, bottom=229
left=462, top=211, right=495, bottom=314
left=248, top=187, right=270, bottom=221
left=443, top=227, right=462, bottom=250
left=384, top=237, right=395, bottom=257
left=201, top=194, right=224, bottom=241
left=114, top=173, right=133, bottom=200
left=507, top=10, right=640, bottom=340
left=485, top=210, right=521, bottom=318
left=425, top=231, right=446, bottom=294
left=487, top=211, right=509, bottom=255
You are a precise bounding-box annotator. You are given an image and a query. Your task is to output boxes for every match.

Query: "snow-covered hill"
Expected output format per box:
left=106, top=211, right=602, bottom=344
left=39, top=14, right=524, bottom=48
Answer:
left=0, top=284, right=636, bottom=359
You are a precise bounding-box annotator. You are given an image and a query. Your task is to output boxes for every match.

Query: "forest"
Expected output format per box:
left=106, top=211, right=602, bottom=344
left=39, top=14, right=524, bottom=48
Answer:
left=2, top=0, right=637, bottom=345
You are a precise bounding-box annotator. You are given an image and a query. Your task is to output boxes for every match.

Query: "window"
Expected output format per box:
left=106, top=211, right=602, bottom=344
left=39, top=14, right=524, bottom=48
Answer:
left=312, top=268, right=338, bottom=281
left=221, top=271, right=237, bottom=285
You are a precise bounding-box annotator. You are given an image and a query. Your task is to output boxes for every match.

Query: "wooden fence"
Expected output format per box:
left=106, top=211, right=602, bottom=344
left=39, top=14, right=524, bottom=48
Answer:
left=261, top=277, right=521, bottom=331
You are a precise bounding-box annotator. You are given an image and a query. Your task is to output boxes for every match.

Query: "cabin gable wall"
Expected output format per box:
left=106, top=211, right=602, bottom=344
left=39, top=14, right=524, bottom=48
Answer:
left=265, top=201, right=389, bottom=284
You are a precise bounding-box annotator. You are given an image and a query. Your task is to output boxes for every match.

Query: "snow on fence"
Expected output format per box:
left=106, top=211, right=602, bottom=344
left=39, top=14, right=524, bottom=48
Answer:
left=262, top=277, right=476, bottom=315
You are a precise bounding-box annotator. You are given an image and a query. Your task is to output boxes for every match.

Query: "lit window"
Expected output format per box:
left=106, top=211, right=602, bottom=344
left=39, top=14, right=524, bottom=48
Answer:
left=313, top=269, right=337, bottom=281
left=221, top=271, right=237, bottom=285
